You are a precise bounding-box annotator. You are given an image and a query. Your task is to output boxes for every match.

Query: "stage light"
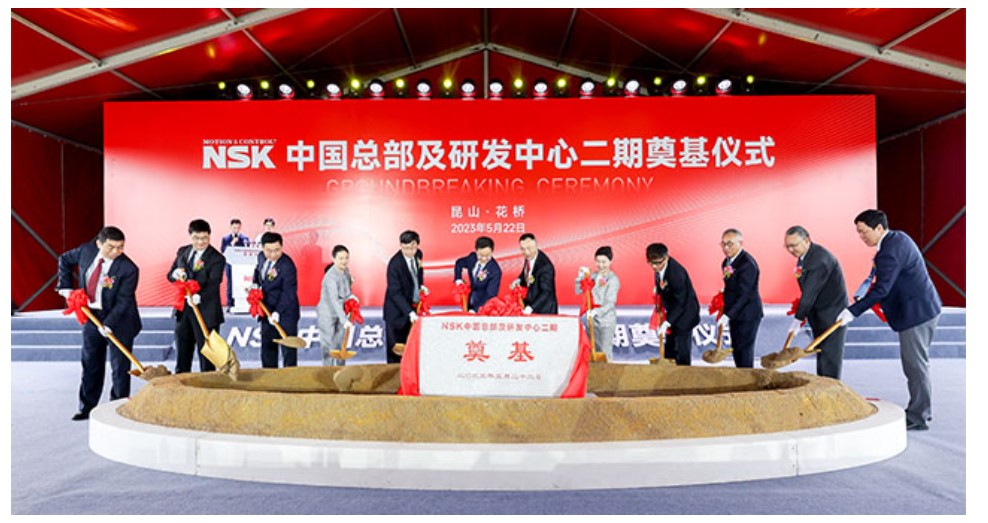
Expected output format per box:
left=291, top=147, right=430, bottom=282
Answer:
left=440, top=78, right=455, bottom=98
left=489, top=80, right=504, bottom=99
left=606, top=77, right=617, bottom=88
left=579, top=78, right=595, bottom=99
left=605, top=76, right=619, bottom=96
left=460, top=79, right=477, bottom=99
left=512, top=78, right=525, bottom=98
left=306, top=79, right=316, bottom=90
left=670, top=79, right=688, bottom=96
left=653, top=76, right=663, bottom=88
left=715, top=78, right=733, bottom=95
left=218, top=81, right=227, bottom=91
left=532, top=79, right=549, bottom=99
left=325, top=83, right=342, bottom=100
left=277, top=83, right=295, bottom=100
left=259, top=80, right=270, bottom=94
left=368, top=79, right=385, bottom=99
left=416, top=79, right=432, bottom=99
left=744, top=75, right=756, bottom=94
left=236, top=83, right=253, bottom=100
left=555, top=78, right=568, bottom=97
left=694, top=75, right=710, bottom=95
left=394, top=78, right=408, bottom=97
left=624, top=79, right=640, bottom=97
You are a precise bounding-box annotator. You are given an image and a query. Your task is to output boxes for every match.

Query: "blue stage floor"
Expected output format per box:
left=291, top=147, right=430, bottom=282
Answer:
left=8, top=358, right=967, bottom=515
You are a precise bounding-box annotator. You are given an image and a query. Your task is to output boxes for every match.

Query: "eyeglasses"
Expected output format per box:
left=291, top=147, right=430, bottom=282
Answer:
left=720, top=241, right=738, bottom=247
left=647, top=257, right=668, bottom=267
left=784, top=242, right=803, bottom=249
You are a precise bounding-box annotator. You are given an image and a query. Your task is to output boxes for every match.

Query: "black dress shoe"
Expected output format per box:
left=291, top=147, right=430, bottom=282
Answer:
left=906, top=420, right=929, bottom=431
left=71, top=411, right=90, bottom=421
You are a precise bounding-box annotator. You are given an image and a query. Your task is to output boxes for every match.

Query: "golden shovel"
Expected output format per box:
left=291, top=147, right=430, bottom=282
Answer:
left=761, top=321, right=842, bottom=369
left=329, top=313, right=358, bottom=360
left=702, top=324, right=733, bottom=364
left=79, top=306, right=170, bottom=380
left=257, top=302, right=307, bottom=349
left=184, top=289, right=240, bottom=380
left=584, top=294, right=607, bottom=363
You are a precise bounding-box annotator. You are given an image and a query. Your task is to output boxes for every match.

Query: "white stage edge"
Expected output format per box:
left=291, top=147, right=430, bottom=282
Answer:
left=90, top=399, right=907, bottom=490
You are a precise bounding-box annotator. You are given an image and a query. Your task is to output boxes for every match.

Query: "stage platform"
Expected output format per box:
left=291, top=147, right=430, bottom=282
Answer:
left=11, top=305, right=966, bottom=364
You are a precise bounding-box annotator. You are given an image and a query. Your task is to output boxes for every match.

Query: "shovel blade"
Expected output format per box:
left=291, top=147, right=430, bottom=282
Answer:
left=274, top=336, right=308, bottom=349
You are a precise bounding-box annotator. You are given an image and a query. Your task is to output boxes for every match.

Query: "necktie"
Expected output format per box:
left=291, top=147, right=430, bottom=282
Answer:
left=522, top=258, right=530, bottom=287
left=474, top=263, right=483, bottom=280
left=409, top=258, right=419, bottom=303
left=87, top=258, right=104, bottom=301
left=262, top=261, right=272, bottom=280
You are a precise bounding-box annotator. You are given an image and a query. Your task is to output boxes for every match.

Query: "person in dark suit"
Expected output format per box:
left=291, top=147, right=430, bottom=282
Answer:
left=646, top=243, right=700, bottom=365
left=785, top=225, right=848, bottom=379
left=167, top=219, right=225, bottom=373
left=220, top=218, right=250, bottom=310
left=253, top=232, right=300, bottom=368
left=383, top=230, right=425, bottom=363
left=840, top=209, right=942, bottom=431
left=453, top=236, right=502, bottom=313
left=718, top=229, right=764, bottom=368
left=56, top=226, right=142, bottom=421
left=512, top=233, right=558, bottom=314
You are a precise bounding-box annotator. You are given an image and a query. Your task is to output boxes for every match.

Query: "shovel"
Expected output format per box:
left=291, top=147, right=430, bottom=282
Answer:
left=761, top=321, right=841, bottom=369
left=701, top=324, right=733, bottom=364
left=184, top=288, right=240, bottom=380
left=584, top=293, right=607, bottom=363
left=79, top=306, right=170, bottom=380
left=329, top=312, right=358, bottom=360
left=257, top=302, right=307, bottom=349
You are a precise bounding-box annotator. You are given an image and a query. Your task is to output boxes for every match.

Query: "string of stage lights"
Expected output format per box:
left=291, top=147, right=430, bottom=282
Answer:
left=220, top=74, right=757, bottom=101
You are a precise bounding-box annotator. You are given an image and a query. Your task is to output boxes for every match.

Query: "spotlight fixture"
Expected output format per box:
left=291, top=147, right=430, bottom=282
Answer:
left=416, top=79, right=432, bottom=99
left=554, top=78, right=568, bottom=97
left=694, top=75, right=709, bottom=95
left=259, top=80, right=271, bottom=91
left=460, top=79, right=477, bottom=99
left=715, top=78, right=733, bottom=95
left=236, top=83, right=253, bottom=100
left=305, top=79, right=316, bottom=90
left=744, top=75, right=756, bottom=94
left=532, top=79, right=549, bottom=99
left=605, top=76, right=619, bottom=96
left=218, top=81, right=227, bottom=91
left=440, top=78, right=455, bottom=98
left=394, top=78, right=408, bottom=97
left=348, top=78, right=362, bottom=97
left=367, top=79, right=385, bottom=99
left=652, top=76, right=663, bottom=89
left=325, top=82, right=342, bottom=100
left=579, top=78, right=595, bottom=99
left=277, top=83, right=295, bottom=100
left=670, top=79, right=688, bottom=96
left=623, top=79, right=641, bottom=97
left=488, top=80, right=504, bottom=99
left=512, top=78, right=525, bottom=98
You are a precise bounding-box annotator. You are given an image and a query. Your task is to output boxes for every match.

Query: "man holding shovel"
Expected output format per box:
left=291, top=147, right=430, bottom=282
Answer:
left=167, top=219, right=225, bottom=373
left=56, top=226, right=142, bottom=421
left=254, top=232, right=301, bottom=368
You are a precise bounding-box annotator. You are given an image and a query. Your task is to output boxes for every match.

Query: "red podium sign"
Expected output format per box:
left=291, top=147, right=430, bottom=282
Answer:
left=399, top=314, right=590, bottom=398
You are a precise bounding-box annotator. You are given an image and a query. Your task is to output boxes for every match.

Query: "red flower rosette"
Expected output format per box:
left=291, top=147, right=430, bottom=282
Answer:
left=708, top=291, right=725, bottom=320
left=477, top=294, right=524, bottom=316
left=787, top=296, right=806, bottom=327
left=246, top=288, right=266, bottom=318
left=344, top=297, right=364, bottom=324
left=416, top=289, right=431, bottom=316
left=578, top=276, right=599, bottom=316
left=62, top=289, right=90, bottom=326
left=172, top=279, right=201, bottom=311
left=453, top=280, right=472, bottom=311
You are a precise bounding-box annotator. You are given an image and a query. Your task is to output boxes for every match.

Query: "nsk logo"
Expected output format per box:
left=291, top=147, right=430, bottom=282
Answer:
left=202, top=145, right=276, bottom=169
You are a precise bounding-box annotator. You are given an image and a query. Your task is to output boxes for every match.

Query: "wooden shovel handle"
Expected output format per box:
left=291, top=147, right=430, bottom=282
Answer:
left=184, top=288, right=211, bottom=339
left=805, top=321, right=842, bottom=353
left=81, top=306, right=145, bottom=371
left=782, top=330, right=796, bottom=350
left=341, top=312, right=353, bottom=352
left=258, top=301, right=290, bottom=339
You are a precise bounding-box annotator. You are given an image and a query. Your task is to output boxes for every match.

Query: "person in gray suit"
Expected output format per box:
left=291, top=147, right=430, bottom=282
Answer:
left=317, top=245, right=355, bottom=366
left=574, top=246, right=621, bottom=361
left=784, top=225, right=848, bottom=379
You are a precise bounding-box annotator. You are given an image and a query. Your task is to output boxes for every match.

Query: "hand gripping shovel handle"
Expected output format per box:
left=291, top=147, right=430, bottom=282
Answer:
left=185, top=288, right=211, bottom=340
left=80, top=306, right=145, bottom=376
left=258, top=301, right=290, bottom=339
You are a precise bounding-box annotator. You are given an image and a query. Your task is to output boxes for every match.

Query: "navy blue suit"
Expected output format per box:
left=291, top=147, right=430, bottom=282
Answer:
left=518, top=251, right=558, bottom=314
left=794, top=242, right=848, bottom=379
left=167, top=244, right=225, bottom=373
left=848, top=230, right=941, bottom=427
left=253, top=253, right=300, bottom=368
left=57, top=241, right=142, bottom=414
left=721, top=249, right=763, bottom=368
left=656, top=257, right=700, bottom=365
left=383, top=250, right=424, bottom=363
left=453, top=253, right=502, bottom=312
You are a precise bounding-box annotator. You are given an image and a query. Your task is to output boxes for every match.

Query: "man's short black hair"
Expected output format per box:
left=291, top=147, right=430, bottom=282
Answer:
left=230, top=218, right=242, bottom=226
left=399, top=230, right=420, bottom=244
left=97, top=226, right=125, bottom=243
left=854, top=209, right=889, bottom=230
left=260, top=232, right=283, bottom=246
left=188, top=219, right=211, bottom=235
left=786, top=225, right=810, bottom=240
left=519, top=233, right=536, bottom=243
left=475, top=236, right=495, bottom=251
left=331, top=244, right=349, bottom=257
left=645, top=243, right=668, bottom=261
left=263, top=217, right=276, bottom=226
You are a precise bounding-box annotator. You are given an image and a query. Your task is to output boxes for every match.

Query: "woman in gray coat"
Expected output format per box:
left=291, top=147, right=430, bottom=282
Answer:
left=574, top=246, right=621, bottom=361
left=317, top=245, right=355, bottom=366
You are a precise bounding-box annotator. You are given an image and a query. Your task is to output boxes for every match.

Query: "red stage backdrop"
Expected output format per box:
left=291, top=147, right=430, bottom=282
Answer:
left=104, top=96, right=876, bottom=308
